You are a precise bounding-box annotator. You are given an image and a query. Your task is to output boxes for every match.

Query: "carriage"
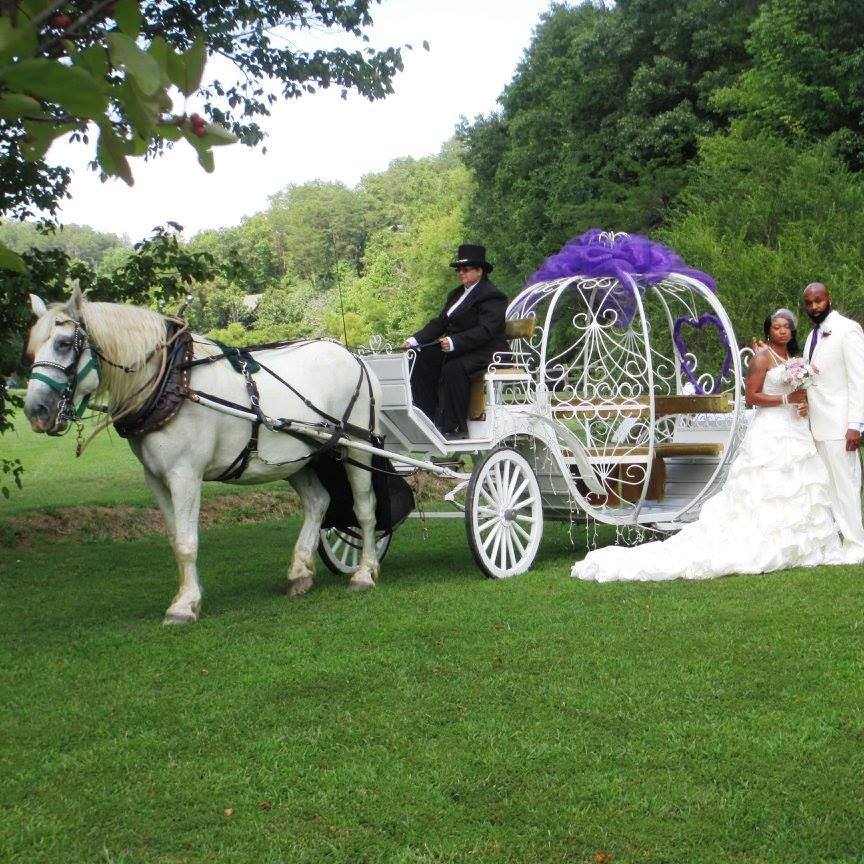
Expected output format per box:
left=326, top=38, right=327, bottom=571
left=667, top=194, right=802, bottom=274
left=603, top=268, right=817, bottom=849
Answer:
left=320, top=231, right=749, bottom=580
left=24, top=230, right=750, bottom=622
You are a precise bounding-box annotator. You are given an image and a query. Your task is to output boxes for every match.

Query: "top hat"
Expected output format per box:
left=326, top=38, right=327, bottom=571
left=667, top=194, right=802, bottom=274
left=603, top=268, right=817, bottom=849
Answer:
left=450, top=243, right=493, bottom=274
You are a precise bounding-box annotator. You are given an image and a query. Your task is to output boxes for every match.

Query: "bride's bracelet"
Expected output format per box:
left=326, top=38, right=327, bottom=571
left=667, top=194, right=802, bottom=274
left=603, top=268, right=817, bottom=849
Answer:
left=781, top=394, right=788, bottom=406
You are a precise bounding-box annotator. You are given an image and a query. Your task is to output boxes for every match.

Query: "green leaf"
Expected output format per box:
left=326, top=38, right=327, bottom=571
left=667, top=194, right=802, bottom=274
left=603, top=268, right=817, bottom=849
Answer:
left=0, top=17, right=39, bottom=63
left=74, top=45, right=108, bottom=81
left=148, top=35, right=168, bottom=69
left=19, top=0, right=53, bottom=18
left=106, top=32, right=161, bottom=96
left=3, top=59, right=107, bottom=118
left=0, top=92, right=49, bottom=119
left=96, top=123, right=134, bottom=185
left=116, top=78, right=159, bottom=137
left=196, top=147, right=215, bottom=172
left=166, top=33, right=207, bottom=97
left=180, top=122, right=215, bottom=171
left=197, top=122, right=238, bottom=146
left=158, top=121, right=183, bottom=142
left=0, top=242, right=27, bottom=273
left=21, top=120, right=78, bottom=160
left=114, top=0, right=142, bottom=39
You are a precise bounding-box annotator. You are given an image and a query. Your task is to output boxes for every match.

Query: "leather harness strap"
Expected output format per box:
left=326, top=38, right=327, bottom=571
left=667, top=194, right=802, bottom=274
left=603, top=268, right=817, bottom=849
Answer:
left=182, top=341, right=378, bottom=482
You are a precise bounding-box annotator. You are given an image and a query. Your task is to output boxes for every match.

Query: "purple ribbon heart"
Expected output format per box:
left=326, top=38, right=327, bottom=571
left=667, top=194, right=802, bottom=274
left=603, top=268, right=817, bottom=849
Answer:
left=672, top=313, right=732, bottom=395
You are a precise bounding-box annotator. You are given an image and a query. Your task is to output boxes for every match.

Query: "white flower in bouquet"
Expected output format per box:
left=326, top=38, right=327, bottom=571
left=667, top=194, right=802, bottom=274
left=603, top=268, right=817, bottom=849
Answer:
left=782, top=358, right=819, bottom=390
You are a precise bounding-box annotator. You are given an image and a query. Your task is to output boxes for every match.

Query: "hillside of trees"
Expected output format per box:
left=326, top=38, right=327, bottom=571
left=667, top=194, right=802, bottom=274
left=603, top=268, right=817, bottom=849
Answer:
left=6, top=0, right=864, bottom=358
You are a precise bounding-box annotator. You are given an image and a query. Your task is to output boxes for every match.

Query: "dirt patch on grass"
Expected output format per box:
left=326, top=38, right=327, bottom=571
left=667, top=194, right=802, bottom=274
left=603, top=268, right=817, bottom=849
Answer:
left=2, top=490, right=301, bottom=549
left=1, top=470, right=461, bottom=549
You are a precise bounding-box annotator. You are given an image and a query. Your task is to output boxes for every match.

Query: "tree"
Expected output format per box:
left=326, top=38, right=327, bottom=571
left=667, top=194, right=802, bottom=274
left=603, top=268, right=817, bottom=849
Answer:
left=265, top=181, right=366, bottom=289
left=1, top=222, right=217, bottom=495
left=0, top=0, right=407, bottom=270
left=458, top=0, right=763, bottom=282
left=1, top=0, right=408, bottom=492
left=660, top=125, right=864, bottom=341
left=712, top=0, right=864, bottom=169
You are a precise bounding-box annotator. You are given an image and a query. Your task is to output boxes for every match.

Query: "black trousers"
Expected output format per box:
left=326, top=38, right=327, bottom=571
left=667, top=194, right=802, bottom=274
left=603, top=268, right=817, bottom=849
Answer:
left=410, top=344, right=472, bottom=433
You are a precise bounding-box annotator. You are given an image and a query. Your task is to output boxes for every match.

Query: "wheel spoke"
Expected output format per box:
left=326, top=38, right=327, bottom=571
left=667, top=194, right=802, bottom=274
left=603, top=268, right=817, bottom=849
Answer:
left=481, top=477, right=502, bottom=508
left=476, top=504, right=498, bottom=518
left=508, top=475, right=529, bottom=506
left=511, top=519, right=532, bottom=543
left=490, top=462, right=506, bottom=504
left=512, top=497, right=538, bottom=512
left=506, top=465, right=523, bottom=502
left=503, top=529, right=516, bottom=570
left=497, top=528, right=512, bottom=571
left=488, top=524, right=503, bottom=562
left=478, top=516, right=499, bottom=535
left=482, top=522, right=502, bottom=553
left=509, top=522, right=528, bottom=564
left=500, top=460, right=510, bottom=501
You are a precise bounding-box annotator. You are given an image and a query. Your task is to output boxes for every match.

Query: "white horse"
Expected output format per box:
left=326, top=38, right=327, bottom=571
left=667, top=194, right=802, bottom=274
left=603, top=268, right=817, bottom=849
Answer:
left=24, top=289, right=383, bottom=623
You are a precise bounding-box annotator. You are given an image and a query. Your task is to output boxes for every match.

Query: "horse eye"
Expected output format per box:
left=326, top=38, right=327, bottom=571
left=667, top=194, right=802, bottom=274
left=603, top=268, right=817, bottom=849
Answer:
left=55, top=337, right=73, bottom=352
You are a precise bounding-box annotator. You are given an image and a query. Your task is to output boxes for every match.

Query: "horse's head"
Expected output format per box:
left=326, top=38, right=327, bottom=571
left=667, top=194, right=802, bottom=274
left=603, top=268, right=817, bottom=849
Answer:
left=24, top=288, right=101, bottom=435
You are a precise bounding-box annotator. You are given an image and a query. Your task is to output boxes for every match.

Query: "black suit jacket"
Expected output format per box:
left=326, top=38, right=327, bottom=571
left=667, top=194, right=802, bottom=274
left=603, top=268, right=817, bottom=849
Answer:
left=412, top=278, right=508, bottom=375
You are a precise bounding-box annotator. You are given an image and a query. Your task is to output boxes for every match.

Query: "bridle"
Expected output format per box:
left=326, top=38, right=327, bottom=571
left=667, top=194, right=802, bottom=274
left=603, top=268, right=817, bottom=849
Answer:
left=28, top=317, right=102, bottom=427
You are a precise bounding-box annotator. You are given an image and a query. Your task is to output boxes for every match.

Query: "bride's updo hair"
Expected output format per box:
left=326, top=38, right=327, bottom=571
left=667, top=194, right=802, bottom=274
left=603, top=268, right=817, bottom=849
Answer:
left=763, top=308, right=800, bottom=356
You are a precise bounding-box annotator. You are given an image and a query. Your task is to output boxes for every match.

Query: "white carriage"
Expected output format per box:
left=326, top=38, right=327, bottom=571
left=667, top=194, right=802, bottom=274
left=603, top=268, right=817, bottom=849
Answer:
left=320, top=231, right=749, bottom=581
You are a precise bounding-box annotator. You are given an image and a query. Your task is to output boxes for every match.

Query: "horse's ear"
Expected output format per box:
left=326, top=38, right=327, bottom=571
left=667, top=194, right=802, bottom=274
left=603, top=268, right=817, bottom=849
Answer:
left=29, top=294, right=48, bottom=317
left=68, top=285, right=85, bottom=319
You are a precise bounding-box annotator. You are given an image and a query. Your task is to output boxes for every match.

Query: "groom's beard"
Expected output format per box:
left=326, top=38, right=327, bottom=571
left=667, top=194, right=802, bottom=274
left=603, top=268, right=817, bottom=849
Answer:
left=808, top=304, right=832, bottom=326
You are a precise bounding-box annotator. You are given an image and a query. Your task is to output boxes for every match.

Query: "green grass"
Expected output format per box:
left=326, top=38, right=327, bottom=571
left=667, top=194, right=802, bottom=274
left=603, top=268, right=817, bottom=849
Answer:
left=2, top=513, right=864, bottom=863
left=1, top=409, right=284, bottom=516
left=3, top=408, right=864, bottom=862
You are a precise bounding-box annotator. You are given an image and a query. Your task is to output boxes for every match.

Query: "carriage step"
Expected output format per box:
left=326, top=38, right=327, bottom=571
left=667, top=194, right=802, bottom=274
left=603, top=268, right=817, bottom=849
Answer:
left=430, top=455, right=466, bottom=469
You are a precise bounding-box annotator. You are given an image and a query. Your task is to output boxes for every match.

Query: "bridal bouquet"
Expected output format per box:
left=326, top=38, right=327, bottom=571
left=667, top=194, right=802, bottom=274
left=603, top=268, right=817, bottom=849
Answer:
left=782, top=358, right=819, bottom=390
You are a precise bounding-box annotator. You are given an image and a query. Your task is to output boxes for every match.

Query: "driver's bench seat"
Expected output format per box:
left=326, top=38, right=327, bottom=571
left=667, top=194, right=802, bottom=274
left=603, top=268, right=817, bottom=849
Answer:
left=468, top=317, right=535, bottom=420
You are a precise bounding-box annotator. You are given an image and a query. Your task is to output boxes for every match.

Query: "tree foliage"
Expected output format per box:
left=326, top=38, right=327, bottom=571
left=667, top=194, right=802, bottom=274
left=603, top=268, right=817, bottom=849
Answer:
left=660, top=126, right=864, bottom=338
left=712, top=0, right=864, bottom=168
left=459, top=0, right=763, bottom=283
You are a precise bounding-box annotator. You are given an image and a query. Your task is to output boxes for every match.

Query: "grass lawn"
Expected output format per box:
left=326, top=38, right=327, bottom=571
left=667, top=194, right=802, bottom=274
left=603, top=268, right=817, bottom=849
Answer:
left=2, top=513, right=864, bottom=863
left=3, top=407, right=864, bottom=862
left=2, top=408, right=276, bottom=515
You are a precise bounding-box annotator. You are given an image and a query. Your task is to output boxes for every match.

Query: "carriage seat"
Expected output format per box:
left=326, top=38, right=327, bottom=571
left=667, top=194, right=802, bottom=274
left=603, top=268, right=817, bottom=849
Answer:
left=468, top=318, right=535, bottom=420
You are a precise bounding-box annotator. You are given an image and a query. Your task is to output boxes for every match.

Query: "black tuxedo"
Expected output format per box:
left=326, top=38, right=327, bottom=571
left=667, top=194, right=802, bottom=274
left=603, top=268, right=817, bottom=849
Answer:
left=410, top=277, right=508, bottom=432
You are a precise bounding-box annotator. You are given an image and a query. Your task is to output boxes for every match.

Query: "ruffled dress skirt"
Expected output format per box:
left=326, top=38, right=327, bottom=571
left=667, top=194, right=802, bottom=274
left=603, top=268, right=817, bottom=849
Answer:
left=571, top=401, right=844, bottom=583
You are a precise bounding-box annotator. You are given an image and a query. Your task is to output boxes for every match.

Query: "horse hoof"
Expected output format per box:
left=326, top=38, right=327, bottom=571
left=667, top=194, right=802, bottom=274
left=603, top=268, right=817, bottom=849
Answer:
left=347, top=574, right=375, bottom=592
left=163, top=611, right=197, bottom=625
left=287, top=576, right=313, bottom=597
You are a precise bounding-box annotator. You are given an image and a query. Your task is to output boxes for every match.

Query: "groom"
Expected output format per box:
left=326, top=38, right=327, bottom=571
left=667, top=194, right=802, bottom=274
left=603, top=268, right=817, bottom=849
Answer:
left=803, top=282, right=864, bottom=562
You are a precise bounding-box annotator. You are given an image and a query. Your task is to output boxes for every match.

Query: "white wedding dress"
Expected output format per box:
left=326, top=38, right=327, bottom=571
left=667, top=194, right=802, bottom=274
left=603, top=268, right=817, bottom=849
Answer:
left=572, top=361, right=844, bottom=583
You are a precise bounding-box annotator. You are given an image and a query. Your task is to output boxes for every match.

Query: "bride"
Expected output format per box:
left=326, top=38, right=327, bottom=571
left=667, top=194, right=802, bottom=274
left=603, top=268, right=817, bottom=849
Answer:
left=572, top=308, right=844, bottom=582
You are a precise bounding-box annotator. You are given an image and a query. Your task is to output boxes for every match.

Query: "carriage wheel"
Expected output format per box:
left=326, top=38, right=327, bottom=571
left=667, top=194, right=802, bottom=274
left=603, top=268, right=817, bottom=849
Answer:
left=318, top=528, right=392, bottom=575
left=466, top=448, right=543, bottom=579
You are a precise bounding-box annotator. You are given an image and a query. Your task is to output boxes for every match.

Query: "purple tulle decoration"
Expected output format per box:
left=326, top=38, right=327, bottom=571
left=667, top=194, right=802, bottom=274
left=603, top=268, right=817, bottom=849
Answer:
left=525, top=229, right=716, bottom=328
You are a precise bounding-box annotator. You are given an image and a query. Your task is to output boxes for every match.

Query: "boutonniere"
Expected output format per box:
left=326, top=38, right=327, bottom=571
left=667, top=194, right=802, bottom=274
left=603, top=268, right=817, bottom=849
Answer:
left=821, top=326, right=832, bottom=337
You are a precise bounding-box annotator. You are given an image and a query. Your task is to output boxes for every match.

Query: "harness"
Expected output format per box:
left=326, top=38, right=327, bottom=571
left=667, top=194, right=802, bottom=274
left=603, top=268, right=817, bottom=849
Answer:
left=179, top=340, right=378, bottom=481
left=113, top=325, right=194, bottom=438
left=30, top=309, right=380, bottom=481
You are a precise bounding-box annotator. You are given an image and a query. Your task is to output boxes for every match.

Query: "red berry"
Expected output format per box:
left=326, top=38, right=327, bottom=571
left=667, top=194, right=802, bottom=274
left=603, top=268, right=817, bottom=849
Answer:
left=189, top=113, right=202, bottom=124
left=50, top=13, right=72, bottom=28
